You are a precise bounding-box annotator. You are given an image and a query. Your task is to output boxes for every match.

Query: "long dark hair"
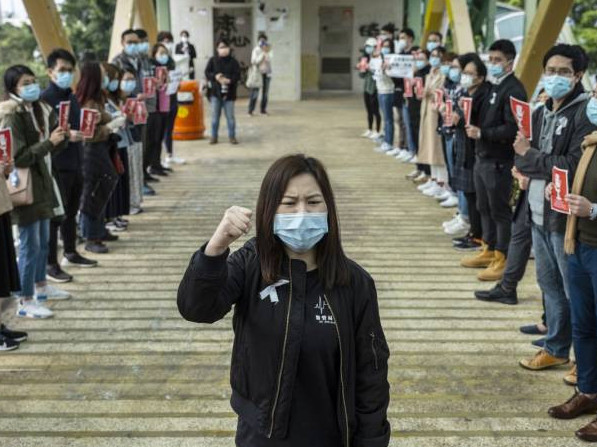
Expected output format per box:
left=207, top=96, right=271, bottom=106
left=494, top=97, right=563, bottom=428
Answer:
left=3, top=64, right=45, bottom=134
left=256, top=155, right=351, bottom=290
left=76, top=61, right=105, bottom=107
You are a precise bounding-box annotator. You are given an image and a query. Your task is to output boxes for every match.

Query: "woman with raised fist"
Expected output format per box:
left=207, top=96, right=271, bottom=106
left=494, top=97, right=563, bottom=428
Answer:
left=178, top=154, right=391, bottom=447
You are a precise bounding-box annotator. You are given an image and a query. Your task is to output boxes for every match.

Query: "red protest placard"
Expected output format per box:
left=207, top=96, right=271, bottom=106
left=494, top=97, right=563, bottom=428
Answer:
left=80, top=108, right=98, bottom=139
left=143, top=77, right=157, bottom=97
left=413, top=77, right=424, bottom=99
left=133, top=100, right=148, bottom=125
left=0, top=128, right=12, bottom=161
left=551, top=167, right=570, bottom=215
left=156, top=66, right=168, bottom=82
left=403, top=78, right=413, bottom=98
left=123, top=98, right=136, bottom=115
left=510, top=96, right=533, bottom=140
left=461, top=97, right=473, bottom=126
left=434, top=88, right=444, bottom=105
left=444, top=99, right=453, bottom=125
left=58, top=101, right=70, bottom=131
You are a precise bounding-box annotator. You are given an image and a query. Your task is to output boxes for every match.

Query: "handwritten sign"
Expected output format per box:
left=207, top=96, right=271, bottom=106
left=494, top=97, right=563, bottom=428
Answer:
left=384, top=54, right=415, bottom=79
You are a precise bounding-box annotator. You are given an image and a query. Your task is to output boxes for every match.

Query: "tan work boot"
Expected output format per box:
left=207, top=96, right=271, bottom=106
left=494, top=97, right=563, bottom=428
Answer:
left=519, top=349, right=569, bottom=371
left=564, top=363, right=578, bottom=386
left=461, top=243, right=495, bottom=268
left=477, top=251, right=507, bottom=281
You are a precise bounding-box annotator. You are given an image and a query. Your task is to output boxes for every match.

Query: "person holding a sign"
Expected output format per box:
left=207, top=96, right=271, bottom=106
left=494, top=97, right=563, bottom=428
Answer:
left=512, top=45, right=596, bottom=374
left=248, top=33, right=273, bottom=116
left=461, top=40, right=527, bottom=281
left=1, top=64, right=71, bottom=319
left=175, top=30, right=197, bottom=80
left=358, top=38, right=381, bottom=140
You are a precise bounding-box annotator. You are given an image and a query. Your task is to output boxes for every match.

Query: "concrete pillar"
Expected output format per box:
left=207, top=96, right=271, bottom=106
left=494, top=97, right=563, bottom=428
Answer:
left=22, top=0, right=74, bottom=59
left=446, top=0, right=475, bottom=53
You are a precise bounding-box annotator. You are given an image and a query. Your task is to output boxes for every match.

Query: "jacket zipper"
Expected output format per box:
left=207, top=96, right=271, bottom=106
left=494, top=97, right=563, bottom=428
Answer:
left=370, top=332, right=379, bottom=370
left=267, top=259, right=293, bottom=438
left=324, top=294, right=350, bottom=447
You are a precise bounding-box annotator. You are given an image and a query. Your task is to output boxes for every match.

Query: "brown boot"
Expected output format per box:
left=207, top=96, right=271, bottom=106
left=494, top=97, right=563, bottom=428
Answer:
left=576, top=417, right=597, bottom=442
left=564, top=364, right=578, bottom=386
left=230, top=137, right=239, bottom=145
left=209, top=137, right=218, bottom=145
left=461, top=243, right=495, bottom=268
left=548, top=392, right=597, bottom=420
left=477, top=251, right=506, bottom=281
left=519, top=349, right=569, bottom=371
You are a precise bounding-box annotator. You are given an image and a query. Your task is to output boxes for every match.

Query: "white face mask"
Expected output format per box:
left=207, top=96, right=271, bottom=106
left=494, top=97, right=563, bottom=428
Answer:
left=460, top=74, right=474, bottom=89
left=181, top=36, right=189, bottom=43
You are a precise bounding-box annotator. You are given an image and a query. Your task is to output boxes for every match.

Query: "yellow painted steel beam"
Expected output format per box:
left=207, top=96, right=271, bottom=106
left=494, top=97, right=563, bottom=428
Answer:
left=22, top=0, right=73, bottom=60
left=445, top=0, right=475, bottom=53
left=421, top=0, right=446, bottom=48
left=134, top=0, right=159, bottom=44
left=109, top=0, right=135, bottom=61
left=515, top=0, right=575, bottom=96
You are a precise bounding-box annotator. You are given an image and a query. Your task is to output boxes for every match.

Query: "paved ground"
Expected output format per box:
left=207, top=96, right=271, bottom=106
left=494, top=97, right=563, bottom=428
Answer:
left=0, top=96, right=586, bottom=446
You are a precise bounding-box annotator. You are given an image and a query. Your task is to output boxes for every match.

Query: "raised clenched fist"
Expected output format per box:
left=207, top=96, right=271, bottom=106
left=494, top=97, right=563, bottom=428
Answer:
left=205, top=206, right=253, bottom=256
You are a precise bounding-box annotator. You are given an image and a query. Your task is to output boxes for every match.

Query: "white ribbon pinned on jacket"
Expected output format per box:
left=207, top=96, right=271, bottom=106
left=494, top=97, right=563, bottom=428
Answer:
left=259, top=280, right=290, bottom=304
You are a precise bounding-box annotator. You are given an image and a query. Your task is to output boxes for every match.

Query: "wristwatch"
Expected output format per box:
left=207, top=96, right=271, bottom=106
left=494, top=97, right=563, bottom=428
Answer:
left=590, top=203, right=597, bottom=221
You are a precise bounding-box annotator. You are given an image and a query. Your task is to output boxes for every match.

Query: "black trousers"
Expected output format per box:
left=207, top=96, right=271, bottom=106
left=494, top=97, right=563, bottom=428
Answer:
left=474, top=158, right=514, bottom=253
left=145, top=113, right=168, bottom=171
left=364, top=92, right=381, bottom=132
left=464, top=192, right=482, bottom=240
left=501, top=195, right=532, bottom=291
left=163, top=104, right=178, bottom=155
left=48, top=170, right=83, bottom=265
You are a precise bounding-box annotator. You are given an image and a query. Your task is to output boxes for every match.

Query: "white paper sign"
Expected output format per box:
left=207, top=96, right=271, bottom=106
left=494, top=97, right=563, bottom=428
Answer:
left=167, top=69, right=183, bottom=95
left=384, top=54, right=415, bottom=79
left=369, top=57, right=383, bottom=82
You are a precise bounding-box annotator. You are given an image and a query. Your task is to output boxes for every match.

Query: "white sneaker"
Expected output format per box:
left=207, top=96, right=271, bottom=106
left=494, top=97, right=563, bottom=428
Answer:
left=361, top=130, right=373, bottom=138
left=445, top=216, right=470, bottom=235
left=406, top=169, right=420, bottom=180
left=16, top=300, right=54, bottom=319
left=423, top=184, right=444, bottom=197
left=36, top=285, right=71, bottom=301
left=166, top=155, right=186, bottom=165
left=413, top=172, right=428, bottom=183
left=417, top=179, right=435, bottom=191
left=435, top=190, right=453, bottom=202
left=162, top=158, right=172, bottom=169
left=369, top=131, right=381, bottom=140
left=374, top=142, right=392, bottom=153
left=440, top=195, right=459, bottom=208
left=409, top=155, right=418, bottom=164
left=443, top=214, right=460, bottom=228
left=396, top=150, right=410, bottom=161
left=386, top=148, right=401, bottom=156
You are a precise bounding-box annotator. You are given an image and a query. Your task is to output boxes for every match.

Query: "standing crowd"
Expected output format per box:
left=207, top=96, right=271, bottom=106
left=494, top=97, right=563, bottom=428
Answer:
left=0, top=28, right=189, bottom=349
left=359, top=23, right=597, bottom=442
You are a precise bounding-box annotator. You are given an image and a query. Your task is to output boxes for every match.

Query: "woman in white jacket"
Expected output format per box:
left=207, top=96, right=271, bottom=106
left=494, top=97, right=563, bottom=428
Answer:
left=248, top=33, right=273, bottom=116
left=370, top=39, right=395, bottom=153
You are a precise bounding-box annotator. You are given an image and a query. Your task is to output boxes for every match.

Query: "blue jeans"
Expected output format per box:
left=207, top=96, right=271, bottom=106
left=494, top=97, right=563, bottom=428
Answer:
left=402, top=104, right=415, bottom=153
left=458, top=191, right=469, bottom=219
left=445, top=135, right=455, bottom=180
left=532, top=224, right=570, bottom=358
left=211, top=97, right=236, bottom=139
left=378, top=93, right=394, bottom=146
left=80, top=210, right=106, bottom=240
left=569, top=242, right=597, bottom=393
left=248, top=75, right=270, bottom=114
left=17, top=219, right=49, bottom=297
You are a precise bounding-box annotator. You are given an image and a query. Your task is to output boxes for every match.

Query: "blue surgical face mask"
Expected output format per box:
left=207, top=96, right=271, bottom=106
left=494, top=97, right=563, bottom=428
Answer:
left=19, top=83, right=41, bottom=102
left=55, top=71, right=74, bottom=90
left=439, top=65, right=450, bottom=76
left=416, top=60, right=426, bottom=70
left=430, top=57, right=441, bottom=68
left=427, top=41, right=439, bottom=52
left=108, top=79, right=120, bottom=92
left=273, top=212, right=329, bottom=254
left=120, top=79, right=137, bottom=94
left=543, top=75, right=574, bottom=100
left=102, top=75, right=110, bottom=89
left=488, top=63, right=505, bottom=78
left=365, top=46, right=374, bottom=55
left=381, top=47, right=391, bottom=56
left=449, top=67, right=461, bottom=83
left=124, top=43, right=138, bottom=56
left=156, top=54, right=169, bottom=65
left=138, top=42, right=150, bottom=54
left=586, top=97, right=597, bottom=126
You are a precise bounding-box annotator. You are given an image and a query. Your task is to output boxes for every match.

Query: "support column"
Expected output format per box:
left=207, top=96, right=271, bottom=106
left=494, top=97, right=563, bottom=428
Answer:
left=420, top=0, right=446, bottom=47
left=156, top=0, right=171, bottom=32
left=109, top=0, right=135, bottom=61
left=406, top=0, right=423, bottom=41
left=22, top=0, right=73, bottom=59
left=134, top=0, right=159, bottom=43
left=515, top=0, right=574, bottom=96
left=446, top=0, right=475, bottom=53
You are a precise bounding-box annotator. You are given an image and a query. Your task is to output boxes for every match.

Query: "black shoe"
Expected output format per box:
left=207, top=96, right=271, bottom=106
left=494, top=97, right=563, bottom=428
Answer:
left=532, top=338, right=546, bottom=348
left=520, top=324, right=548, bottom=335
left=453, top=236, right=483, bottom=252
left=0, top=324, right=28, bottom=342
left=145, top=174, right=160, bottom=183
left=85, top=241, right=109, bottom=254
left=149, top=167, right=168, bottom=177
left=116, top=217, right=129, bottom=225
left=143, top=184, right=156, bottom=196
left=474, top=284, right=518, bottom=305
left=0, top=334, right=19, bottom=352
left=62, top=252, right=98, bottom=268
left=101, top=232, right=119, bottom=242
left=452, top=234, right=469, bottom=245
left=46, top=264, right=73, bottom=283
left=160, top=165, right=173, bottom=173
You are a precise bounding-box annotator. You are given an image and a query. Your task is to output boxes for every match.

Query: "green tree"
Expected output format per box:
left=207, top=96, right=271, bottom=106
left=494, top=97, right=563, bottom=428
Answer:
left=569, top=0, right=597, bottom=71
left=59, top=0, right=117, bottom=61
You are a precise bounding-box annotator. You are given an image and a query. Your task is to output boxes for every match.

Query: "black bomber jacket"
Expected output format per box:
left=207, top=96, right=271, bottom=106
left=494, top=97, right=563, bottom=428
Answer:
left=177, top=238, right=391, bottom=447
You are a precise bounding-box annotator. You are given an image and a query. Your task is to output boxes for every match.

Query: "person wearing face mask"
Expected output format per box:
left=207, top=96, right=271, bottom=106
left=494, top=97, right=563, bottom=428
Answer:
left=248, top=33, right=273, bottom=116
left=510, top=45, right=596, bottom=375
left=358, top=37, right=381, bottom=140
left=175, top=30, right=197, bottom=80
left=205, top=39, right=241, bottom=145
left=177, top=154, right=390, bottom=447
left=546, top=84, right=597, bottom=443
left=461, top=39, right=527, bottom=281
left=425, top=31, right=442, bottom=53
left=41, top=49, right=98, bottom=278
left=0, top=65, right=70, bottom=319
left=417, top=46, right=449, bottom=200
left=372, top=38, right=396, bottom=154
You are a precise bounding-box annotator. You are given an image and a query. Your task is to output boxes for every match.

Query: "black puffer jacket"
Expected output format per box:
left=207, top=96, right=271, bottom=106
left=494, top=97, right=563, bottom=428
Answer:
left=177, top=238, right=391, bottom=447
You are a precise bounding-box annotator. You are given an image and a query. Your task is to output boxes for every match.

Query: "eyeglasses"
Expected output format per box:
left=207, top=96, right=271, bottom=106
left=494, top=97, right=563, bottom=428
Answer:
left=544, top=67, right=575, bottom=77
